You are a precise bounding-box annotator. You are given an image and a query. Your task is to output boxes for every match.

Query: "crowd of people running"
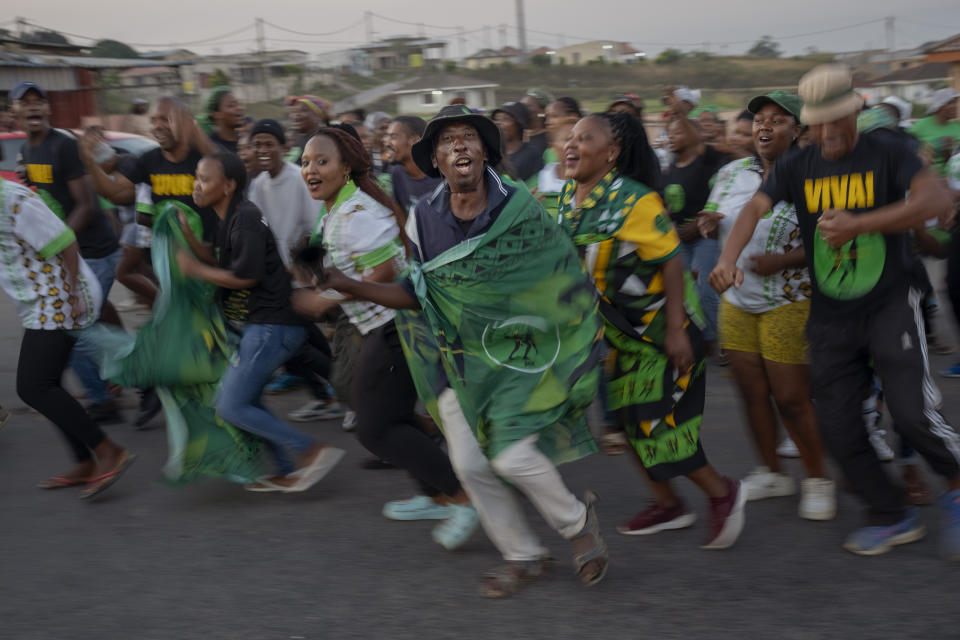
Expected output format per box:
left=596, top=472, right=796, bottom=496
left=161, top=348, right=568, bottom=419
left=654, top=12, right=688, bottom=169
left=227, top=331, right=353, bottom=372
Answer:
left=2, top=63, right=960, bottom=597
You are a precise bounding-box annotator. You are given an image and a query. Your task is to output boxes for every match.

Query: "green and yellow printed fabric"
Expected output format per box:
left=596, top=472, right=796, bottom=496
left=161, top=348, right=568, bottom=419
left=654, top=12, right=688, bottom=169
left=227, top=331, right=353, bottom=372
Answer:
left=557, top=172, right=709, bottom=480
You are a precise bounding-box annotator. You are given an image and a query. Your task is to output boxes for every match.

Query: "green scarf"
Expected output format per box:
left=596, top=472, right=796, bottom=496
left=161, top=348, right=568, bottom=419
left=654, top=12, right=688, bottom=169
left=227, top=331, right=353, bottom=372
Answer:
left=396, top=184, right=601, bottom=463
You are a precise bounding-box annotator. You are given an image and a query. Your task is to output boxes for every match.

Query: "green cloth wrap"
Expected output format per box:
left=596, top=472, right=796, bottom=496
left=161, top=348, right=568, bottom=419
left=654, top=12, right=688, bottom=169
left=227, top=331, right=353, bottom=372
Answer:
left=396, top=183, right=601, bottom=463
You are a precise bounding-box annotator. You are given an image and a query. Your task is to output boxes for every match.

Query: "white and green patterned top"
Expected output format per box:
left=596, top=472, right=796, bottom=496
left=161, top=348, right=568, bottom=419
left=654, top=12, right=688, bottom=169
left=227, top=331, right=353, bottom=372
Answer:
left=947, top=151, right=960, bottom=191
left=312, top=180, right=406, bottom=336
left=707, top=156, right=811, bottom=313
left=0, top=178, right=101, bottom=330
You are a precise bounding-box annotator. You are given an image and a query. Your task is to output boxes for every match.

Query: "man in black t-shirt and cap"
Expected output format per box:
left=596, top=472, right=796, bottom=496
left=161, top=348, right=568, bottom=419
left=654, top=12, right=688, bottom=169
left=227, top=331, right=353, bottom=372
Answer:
left=12, top=81, right=123, bottom=424
left=710, top=64, right=960, bottom=560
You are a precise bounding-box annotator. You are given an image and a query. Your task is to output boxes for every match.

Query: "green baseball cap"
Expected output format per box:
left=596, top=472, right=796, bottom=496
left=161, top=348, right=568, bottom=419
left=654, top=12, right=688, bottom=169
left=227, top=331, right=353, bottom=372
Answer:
left=747, top=90, right=803, bottom=121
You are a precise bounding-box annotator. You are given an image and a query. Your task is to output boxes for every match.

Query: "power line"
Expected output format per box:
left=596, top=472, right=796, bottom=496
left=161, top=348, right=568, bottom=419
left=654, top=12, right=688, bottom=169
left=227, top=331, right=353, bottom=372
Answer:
left=262, top=19, right=363, bottom=38
left=17, top=18, right=255, bottom=48
left=511, top=17, right=890, bottom=49
left=370, top=12, right=460, bottom=31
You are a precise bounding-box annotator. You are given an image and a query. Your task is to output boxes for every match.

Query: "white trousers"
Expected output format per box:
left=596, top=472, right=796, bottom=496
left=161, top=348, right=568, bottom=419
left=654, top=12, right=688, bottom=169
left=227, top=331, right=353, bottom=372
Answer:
left=437, top=388, right=587, bottom=562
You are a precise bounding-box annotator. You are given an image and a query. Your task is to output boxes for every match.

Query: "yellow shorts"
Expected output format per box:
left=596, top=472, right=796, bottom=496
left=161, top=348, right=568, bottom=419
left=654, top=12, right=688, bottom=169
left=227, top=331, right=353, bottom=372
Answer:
left=718, top=298, right=810, bottom=365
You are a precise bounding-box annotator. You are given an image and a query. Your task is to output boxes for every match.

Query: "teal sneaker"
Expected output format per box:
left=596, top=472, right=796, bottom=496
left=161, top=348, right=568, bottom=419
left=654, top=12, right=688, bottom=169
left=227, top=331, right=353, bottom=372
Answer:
left=432, top=504, right=480, bottom=550
left=939, top=489, right=960, bottom=561
left=843, top=508, right=926, bottom=556
left=382, top=495, right=453, bottom=521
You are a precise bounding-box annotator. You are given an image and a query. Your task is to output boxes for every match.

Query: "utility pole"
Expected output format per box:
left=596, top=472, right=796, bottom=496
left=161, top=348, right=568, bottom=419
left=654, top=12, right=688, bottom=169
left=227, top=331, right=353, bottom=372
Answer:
left=458, top=27, right=466, bottom=60
left=365, top=11, right=375, bottom=44
left=515, top=0, right=528, bottom=60
left=885, top=16, right=895, bottom=57
left=16, top=16, right=27, bottom=40
left=498, top=24, right=507, bottom=50
left=483, top=25, right=491, bottom=50
left=418, top=22, right=425, bottom=38
left=255, top=17, right=271, bottom=104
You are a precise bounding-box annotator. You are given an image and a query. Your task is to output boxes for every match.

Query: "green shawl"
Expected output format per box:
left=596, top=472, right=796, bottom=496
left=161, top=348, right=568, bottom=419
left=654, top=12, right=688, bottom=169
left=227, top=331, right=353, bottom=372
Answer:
left=396, top=183, right=601, bottom=463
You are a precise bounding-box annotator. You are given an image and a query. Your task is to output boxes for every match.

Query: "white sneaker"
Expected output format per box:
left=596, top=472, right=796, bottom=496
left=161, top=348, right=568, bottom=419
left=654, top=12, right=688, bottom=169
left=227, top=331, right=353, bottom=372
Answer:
left=342, top=410, right=357, bottom=432
left=869, top=431, right=895, bottom=462
left=799, top=478, right=837, bottom=521
left=741, top=466, right=797, bottom=501
left=288, top=401, right=344, bottom=422
left=776, top=438, right=800, bottom=458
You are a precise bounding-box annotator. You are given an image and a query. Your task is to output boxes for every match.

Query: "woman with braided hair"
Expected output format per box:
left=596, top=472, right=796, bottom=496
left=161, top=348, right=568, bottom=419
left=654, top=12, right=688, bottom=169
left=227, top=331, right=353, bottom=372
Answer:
left=291, top=127, right=480, bottom=550
left=558, top=111, right=746, bottom=549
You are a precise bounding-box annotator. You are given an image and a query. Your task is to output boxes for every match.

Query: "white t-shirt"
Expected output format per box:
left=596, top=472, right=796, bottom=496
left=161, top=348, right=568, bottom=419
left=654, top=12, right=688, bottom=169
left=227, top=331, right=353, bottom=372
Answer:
left=0, top=180, right=101, bottom=330
left=315, top=183, right=405, bottom=335
left=536, top=162, right=567, bottom=195
left=249, top=162, right=320, bottom=268
left=708, top=156, right=811, bottom=313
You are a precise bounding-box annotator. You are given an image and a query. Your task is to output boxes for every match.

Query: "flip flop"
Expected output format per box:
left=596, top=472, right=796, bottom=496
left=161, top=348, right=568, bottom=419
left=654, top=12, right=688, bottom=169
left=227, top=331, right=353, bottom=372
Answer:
left=80, top=452, right=136, bottom=501
left=244, top=477, right=290, bottom=493
left=288, top=446, right=345, bottom=492
left=37, top=476, right=87, bottom=490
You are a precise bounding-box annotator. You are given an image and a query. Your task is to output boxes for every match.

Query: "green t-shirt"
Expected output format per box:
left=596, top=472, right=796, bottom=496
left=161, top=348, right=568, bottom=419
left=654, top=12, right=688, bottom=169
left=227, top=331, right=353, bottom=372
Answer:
left=908, top=116, right=960, bottom=176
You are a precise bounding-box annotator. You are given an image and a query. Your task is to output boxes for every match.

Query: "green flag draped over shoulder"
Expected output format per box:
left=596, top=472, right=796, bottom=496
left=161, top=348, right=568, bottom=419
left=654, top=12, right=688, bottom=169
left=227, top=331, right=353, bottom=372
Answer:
left=395, top=184, right=602, bottom=463
left=78, top=201, right=264, bottom=484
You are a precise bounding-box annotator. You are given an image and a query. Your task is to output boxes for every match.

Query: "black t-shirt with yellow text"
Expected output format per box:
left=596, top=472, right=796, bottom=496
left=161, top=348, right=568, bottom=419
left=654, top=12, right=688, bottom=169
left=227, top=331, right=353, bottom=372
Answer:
left=760, top=133, right=922, bottom=317
left=121, top=147, right=219, bottom=243
left=20, top=129, right=119, bottom=259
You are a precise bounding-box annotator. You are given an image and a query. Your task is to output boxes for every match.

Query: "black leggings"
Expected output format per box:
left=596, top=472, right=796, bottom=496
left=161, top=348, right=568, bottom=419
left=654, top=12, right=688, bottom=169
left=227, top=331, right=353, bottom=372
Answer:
left=16, top=329, right=106, bottom=462
left=284, top=323, right=333, bottom=399
left=353, top=320, right=461, bottom=497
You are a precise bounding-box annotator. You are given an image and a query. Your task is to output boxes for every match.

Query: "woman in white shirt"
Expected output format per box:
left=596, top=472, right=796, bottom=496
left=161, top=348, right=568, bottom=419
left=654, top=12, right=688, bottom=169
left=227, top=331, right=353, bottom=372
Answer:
left=700, top=91, right=834, bottom=521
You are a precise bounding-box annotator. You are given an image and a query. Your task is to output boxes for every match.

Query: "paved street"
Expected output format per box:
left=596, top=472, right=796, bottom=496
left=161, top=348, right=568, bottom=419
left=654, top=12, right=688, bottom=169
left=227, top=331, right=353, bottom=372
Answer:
left=1, top=286, right=959, bottom=640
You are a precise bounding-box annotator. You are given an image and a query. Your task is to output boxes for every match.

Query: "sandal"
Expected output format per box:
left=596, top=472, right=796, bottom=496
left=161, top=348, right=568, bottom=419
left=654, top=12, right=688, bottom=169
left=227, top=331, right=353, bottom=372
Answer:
left=479, top=556, right=551, bottom=599
left=38, top=476, right=87, bottom=489
left=599, top=431, right=628, bottom=456
left=80, top=452, right=136, bottom=501
left=572, top=490, right=608, bottom=587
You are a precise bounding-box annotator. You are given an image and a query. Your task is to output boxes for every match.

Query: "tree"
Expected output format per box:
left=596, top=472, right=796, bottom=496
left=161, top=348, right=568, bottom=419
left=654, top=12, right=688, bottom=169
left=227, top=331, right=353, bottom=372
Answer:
left=90, top=39, right=140, bottom=59
left=530, top=54, right=552, bottom=68
left=748, top=36, right=782, bottom=58
left=24, top=29, right=70, bottom=45
left=208, top=68, right=231, bottom=87
left=655, top=48, right=683, bottom=65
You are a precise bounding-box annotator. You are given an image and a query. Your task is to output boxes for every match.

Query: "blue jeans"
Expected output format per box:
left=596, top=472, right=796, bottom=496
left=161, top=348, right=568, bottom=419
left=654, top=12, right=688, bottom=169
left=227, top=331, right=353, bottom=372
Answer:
left=70, top=248, right=122, bottom=404
left=681, top=238, right=719, bottom=342
left=215, top=323, right=312, bottom=475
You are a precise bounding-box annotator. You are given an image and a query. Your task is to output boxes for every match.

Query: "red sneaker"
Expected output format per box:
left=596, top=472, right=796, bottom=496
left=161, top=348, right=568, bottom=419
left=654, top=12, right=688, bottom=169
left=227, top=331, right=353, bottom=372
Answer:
left=701, top=478, right=747, bottom=549
left=617, top=501, right=696, bottom=536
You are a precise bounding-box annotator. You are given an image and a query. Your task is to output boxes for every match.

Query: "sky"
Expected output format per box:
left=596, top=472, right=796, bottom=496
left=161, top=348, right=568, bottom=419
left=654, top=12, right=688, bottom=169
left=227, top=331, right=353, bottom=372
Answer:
left=6, top=0, right=960, bottom=59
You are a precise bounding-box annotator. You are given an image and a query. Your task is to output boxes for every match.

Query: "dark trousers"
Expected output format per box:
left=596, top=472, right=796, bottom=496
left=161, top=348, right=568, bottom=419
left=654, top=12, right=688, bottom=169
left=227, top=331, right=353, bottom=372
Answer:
left=353, top=320, right=461, bottom=497
left=16, top=329, right=106, bottom=462
left=807, top=286, right=960, bottom=525
left=284, top=323, right=333, bottom=399
left=948, top=228, right=960, bottom=344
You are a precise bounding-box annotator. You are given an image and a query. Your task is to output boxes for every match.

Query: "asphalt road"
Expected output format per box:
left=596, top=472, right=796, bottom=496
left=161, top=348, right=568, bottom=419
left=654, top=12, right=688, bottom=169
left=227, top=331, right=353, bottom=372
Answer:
left=1, top=286, right=959, bottom=640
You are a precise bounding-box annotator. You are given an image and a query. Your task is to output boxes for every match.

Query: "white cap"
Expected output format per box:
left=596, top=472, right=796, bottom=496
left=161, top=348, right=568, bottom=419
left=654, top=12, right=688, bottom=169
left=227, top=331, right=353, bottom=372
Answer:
left=673, top=87, right=701, bottom=106
left=927, top=88, right=959, bottom=115
left=881, top=96, right=911, bottom=123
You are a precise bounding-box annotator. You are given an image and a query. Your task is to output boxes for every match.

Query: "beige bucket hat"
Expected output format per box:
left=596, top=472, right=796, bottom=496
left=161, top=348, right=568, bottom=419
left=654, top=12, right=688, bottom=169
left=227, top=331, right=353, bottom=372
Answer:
left=798, top=64, right=864, bottom=125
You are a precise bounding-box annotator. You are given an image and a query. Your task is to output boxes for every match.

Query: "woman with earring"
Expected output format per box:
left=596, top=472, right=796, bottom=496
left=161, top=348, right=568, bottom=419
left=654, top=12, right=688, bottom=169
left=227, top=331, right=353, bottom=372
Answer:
left=176, top=151, right=344, bottom=492
left=290, top=128, right=479, bottom=550
left=698, top=91, right=835, bottom=520
left=559, top=112, right=746, bottom=549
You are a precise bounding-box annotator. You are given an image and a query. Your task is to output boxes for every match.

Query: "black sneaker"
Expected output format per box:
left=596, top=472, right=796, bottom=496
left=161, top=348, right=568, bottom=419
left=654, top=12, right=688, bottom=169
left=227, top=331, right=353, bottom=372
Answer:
left=88, top=401, right=123, bottom=425
left=134, top=388, right=162, bottom=429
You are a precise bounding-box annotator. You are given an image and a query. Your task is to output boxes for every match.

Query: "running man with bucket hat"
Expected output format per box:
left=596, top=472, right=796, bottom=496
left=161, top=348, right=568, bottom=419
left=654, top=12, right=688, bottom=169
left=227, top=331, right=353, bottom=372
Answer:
left=321, top=105, right=609, bottom=597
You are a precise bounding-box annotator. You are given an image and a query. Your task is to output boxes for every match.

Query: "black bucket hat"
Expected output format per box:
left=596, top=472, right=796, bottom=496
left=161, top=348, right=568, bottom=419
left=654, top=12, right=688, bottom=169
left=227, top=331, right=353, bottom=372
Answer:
left=491, top=101, right=531, bottom=129
left=412, top=105, right=502, bottom=178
